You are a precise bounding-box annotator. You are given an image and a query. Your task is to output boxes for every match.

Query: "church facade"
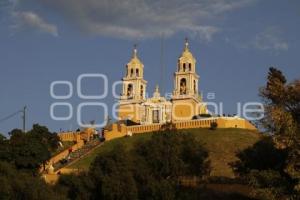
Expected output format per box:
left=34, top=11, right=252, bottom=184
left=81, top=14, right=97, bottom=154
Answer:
left=118, top=40, right=207, bottom=124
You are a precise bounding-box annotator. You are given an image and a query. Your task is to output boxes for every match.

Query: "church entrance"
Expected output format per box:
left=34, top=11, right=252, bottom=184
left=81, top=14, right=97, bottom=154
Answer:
left=152, top=110, right=160, bottom=123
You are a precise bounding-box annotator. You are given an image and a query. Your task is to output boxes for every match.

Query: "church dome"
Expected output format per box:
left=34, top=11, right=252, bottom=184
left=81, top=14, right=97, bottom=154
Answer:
left=127, top=46, right=143, bottom=67
left=179, top=39, right=196, bottom=62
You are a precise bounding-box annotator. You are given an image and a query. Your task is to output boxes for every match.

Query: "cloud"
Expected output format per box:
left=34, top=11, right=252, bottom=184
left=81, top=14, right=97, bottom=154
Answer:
left=187, top=26, right=220, bottom=42
left=28, top=0, right=257, bottom=41
left=12, top=11, right=58, bottom=36
left=253, top=26, right=288, bottom=51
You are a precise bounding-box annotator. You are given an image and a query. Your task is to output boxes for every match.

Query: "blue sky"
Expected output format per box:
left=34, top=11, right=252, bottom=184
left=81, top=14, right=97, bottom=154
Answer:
left=0, top=0, right=299, bottom=134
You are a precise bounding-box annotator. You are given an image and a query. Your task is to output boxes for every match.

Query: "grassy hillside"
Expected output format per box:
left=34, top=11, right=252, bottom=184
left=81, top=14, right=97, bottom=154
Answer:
left=67, top=128, right=261, bottom=178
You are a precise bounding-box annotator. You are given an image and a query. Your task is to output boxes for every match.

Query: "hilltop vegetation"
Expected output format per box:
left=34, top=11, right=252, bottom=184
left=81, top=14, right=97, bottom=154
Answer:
left=57, top=129, right=258, bottom=200
left=68, top=128, right=260, bottom=178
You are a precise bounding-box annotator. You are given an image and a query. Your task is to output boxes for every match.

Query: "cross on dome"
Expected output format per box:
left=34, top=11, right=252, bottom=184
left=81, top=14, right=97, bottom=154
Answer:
left=133, top=44, right=138, bottom=58
left=185, top=37, right=189, bottom=50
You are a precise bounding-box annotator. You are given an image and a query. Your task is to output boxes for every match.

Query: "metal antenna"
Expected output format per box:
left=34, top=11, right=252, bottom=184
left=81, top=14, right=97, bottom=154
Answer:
left=160, top=33, right=165, bottom=95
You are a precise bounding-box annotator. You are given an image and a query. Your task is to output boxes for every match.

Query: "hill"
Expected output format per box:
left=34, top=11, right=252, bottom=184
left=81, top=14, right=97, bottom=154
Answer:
left=66, top=128, right=261, bottom=178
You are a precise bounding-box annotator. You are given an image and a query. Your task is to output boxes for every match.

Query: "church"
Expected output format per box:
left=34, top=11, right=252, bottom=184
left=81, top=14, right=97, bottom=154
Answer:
left=118, top=39, right=208, bottom=124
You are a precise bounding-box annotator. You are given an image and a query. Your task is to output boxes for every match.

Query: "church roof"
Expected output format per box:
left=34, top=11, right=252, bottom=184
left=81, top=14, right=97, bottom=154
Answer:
left=179, top=38, right=196, bottom=62
left=127, top=45, right=143, bottom=66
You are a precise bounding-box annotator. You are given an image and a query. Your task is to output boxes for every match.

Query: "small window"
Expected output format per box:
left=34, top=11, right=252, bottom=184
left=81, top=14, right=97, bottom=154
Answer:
left=136, top=69, right=139, bottom=76
left=140, top=85, right=143, bottom=98
left=183, top=63, right=186, bottom=72
left=189, top=63, right=191, bottom=71
left=130, top=69, right=134, bottom=77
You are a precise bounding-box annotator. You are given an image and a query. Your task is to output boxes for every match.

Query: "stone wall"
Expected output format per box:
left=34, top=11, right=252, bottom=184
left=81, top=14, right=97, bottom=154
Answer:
left=104, top=117, right=257, bottom=141
left=58, top=128, right=95, bottom=142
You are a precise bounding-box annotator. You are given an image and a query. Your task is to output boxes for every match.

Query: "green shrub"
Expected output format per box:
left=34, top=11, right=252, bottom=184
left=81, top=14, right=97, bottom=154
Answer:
left=210, top=122, right=218, bottom=130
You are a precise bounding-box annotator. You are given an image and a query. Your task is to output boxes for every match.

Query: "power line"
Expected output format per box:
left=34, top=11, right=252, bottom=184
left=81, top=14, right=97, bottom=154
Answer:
left=0, top=110, right=22, bottom=124
left=0, top=106, right=27, bottom=132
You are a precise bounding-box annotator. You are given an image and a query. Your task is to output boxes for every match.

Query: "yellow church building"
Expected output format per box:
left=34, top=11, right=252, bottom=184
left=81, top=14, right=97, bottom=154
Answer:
left=118, top=39, right=207, bottom=124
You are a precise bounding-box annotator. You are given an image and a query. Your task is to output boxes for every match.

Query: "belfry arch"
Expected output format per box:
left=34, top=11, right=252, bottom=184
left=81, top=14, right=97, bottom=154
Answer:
left=180, top=78, right=187, bottom=95
left=127, top=84, right=133, bottom=96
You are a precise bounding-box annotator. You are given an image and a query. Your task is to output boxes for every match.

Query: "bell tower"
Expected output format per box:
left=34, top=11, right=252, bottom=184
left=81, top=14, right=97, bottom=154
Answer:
left=173, top=38, right=199, bottom=98
left=171, top=38, right=206, bottom=121
left=120, top=45, right=147, bottom=101
left=119, top=45, right=147, bottom=122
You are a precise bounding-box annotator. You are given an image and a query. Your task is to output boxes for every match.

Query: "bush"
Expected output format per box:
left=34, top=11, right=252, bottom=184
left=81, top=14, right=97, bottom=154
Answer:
left=192, top=114, right=212, bottom=119
left=246, top=169, right=291, bottom=200
left=210, top=122, right=218, bottom=130
left=231, top=137, right=294, bottom=199
left=232, top=137, right=288, bottom=175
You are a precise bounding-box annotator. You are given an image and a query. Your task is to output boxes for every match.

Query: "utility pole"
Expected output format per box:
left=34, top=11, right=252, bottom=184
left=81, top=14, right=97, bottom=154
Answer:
left=22, top=106, right=26, bottom=133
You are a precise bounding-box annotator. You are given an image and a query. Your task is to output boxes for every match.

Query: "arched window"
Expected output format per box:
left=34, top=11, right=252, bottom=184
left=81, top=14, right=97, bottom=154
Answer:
left=183, top=63, right=186, bottom=72
left=136, top=69, right=139, bottom=77
left=130, top=69, right=134, bottom=77
left=140, top=85, right=144, bottom=98
left=127, top=84, right=133, bottom=97
left=194, top=80, right=196, bottom=93
left=180, top=78, right=187, bottom=95
left=189, top=63, right=192, bottom=71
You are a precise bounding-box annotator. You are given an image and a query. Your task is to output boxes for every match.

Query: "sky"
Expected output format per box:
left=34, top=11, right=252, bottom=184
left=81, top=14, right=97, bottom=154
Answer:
left=0, top=0, right=299, bottom=135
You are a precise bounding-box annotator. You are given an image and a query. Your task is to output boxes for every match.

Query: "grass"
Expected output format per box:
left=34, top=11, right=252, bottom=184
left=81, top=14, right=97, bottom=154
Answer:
left=67, top=128, right=261, bottom=178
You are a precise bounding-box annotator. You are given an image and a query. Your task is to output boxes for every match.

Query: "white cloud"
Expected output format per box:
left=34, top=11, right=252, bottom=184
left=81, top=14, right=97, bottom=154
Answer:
left=253, top=26, right=288, bottom=51
left=12, top=11, right=58, bottom=36
left=187, top=26, right=220, bottom=42
left=28, top=0, right=257, bottom=41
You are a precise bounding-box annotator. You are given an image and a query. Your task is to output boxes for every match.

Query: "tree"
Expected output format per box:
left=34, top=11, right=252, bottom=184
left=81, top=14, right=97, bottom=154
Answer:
left=89, top=144, right=138, bottom=200
left=133, top=131, right=209, bottom=199
left=28, top=124, right=60, bottom=153
left=2, top=125, right=60, bottom=173
left=232, top=137, right=288, bottom=175
left=9, top=128, right=50, bottom=173
left=238, top=67, right=300, bottom=198
left=246, top=169, right=291, bottom=200
left=84, top=130, right=210, bottom=200
left=260, top=67, right=299, bottom=145
left=135, top=131, right=209, bottom=180
left=0, top=134, right=6, bottom=141
left=0, top=161, right=65, bottom=200
left=0, top=134, right=11, bottom=162
left=55, top=173, right=94, bottom=200
left=231, top=137, right=292, bottom=199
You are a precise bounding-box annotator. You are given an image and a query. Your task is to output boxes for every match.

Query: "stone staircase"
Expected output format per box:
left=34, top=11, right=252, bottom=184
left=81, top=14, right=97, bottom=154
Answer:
left=53, top=139, right=101, bottom=171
